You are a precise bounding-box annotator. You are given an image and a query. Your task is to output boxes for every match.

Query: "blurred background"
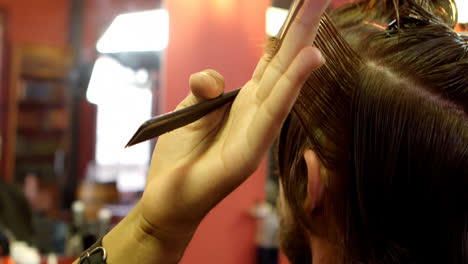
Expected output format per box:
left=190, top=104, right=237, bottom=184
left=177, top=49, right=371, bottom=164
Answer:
left=0, top=0, right=466, bottom=263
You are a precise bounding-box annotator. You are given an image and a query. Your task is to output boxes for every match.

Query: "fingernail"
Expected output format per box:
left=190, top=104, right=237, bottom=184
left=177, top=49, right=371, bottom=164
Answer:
left=316, top=49, right=325, bottom=66
left=200, top=71, right=216, bottom=87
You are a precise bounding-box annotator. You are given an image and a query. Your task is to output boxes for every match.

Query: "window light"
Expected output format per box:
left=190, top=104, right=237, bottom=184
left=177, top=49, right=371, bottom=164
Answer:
left=457, top=0, right=468, bottom=24
left=266, top=7, right=288, bottom=37
left=97, top=9, right=169, bottom=53
left=86, top=56, right=152, bottom=192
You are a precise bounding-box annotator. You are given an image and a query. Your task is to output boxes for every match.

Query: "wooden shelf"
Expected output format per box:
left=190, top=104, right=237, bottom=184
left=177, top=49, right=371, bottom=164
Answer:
left=3, top=44, right=73, bottom=183
left=17, top=129, right=65, bottom=138
left=16, top=154, right=55, bottom=163
left=20, top=73, right=67, bottom=83
left=18, top=100, right=65, bottom=109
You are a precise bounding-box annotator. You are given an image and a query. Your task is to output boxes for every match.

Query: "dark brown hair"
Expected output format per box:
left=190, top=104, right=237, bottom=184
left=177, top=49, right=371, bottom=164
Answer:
left=277, top=0, right=468, bottom=263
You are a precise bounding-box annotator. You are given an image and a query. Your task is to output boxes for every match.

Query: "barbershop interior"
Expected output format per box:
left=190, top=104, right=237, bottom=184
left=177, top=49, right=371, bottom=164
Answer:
left=0, top=0, right=466, bottom=263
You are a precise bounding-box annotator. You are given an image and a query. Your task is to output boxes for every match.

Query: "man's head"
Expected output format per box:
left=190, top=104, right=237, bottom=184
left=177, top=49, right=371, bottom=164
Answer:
left=276, top=1, right=468, bottom=263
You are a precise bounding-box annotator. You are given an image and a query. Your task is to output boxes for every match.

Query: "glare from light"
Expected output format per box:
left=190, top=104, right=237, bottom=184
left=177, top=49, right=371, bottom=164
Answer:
left=266, top=7, right=288, bottom=37
left=87, top=56, right=135, bottom=104
left=86, top=56, right=152, bottom=192
left=457, top=0, right=468, bottom=24
left=86, top=56, right=152, bottom=166
left=135, top=69, right=149, bottom=84
left=97, top=9, right=169, bottom=53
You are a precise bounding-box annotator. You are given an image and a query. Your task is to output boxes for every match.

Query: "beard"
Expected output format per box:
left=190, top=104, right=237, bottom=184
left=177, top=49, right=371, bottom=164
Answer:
left=279, top=214, right=312, bottom=264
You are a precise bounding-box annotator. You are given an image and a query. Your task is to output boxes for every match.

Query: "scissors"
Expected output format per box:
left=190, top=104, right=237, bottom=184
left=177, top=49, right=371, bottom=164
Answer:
left=126, top=0, right=304, bottom=147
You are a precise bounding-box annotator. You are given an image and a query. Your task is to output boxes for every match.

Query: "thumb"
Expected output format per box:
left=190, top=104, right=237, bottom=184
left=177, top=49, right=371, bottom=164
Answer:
left=176, top=69, right=225, bottom=110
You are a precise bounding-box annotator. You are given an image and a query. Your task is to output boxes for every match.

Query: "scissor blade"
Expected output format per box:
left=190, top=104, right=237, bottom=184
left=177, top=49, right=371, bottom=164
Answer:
left=278, top=0, right=304, bottom=44
left=125, top=88, right=240, bottom=147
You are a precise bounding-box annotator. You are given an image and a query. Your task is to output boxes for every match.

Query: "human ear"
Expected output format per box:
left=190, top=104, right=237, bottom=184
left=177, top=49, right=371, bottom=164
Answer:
left=304, top=149, right=324, bottom=212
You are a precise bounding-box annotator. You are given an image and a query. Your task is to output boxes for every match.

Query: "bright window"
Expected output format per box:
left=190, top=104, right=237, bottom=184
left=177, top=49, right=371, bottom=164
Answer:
left=87, top=56, right=152, bottom=192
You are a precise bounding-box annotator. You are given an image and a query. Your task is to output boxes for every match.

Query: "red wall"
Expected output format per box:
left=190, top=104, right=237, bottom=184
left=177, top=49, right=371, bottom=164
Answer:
left=164, top=1, right=270, bottom=263
left=0, top=0, right=69, bottom=47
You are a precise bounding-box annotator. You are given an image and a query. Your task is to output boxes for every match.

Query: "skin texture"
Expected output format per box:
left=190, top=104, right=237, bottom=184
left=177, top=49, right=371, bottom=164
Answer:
left=72, top=0, right=331, bottom=263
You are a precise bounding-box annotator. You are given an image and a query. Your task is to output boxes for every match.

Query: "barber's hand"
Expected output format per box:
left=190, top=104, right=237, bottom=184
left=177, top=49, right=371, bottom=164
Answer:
left=140, top=0, right=329, bottom=252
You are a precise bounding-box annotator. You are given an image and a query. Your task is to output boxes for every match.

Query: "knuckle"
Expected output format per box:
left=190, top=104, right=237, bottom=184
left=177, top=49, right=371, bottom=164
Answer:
left=270, top=56, right=287, bottom=75
left=293, top=16, right=308, bottom=27
left=283, top=69, right=295, bottom=84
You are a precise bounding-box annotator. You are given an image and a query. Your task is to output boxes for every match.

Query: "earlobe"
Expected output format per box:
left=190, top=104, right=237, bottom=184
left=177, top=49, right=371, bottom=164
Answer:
left=304, top=149, right=324, bottom=212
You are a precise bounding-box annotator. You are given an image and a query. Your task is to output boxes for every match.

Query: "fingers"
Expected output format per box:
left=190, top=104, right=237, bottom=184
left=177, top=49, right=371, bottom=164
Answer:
left=248, top=46, right=323, bottom=153
left=170, top=69, right=229, bottom=134
left=252, top=54, right=271, bottom=82
left=276, top=0, right=330, bottom=67
left=266, top=47, right=323, bottom=114
left=256, top=0, right=330, bottom=102
left=176, top=70, right=225, bottom=110
left=190, top=69, right=225, bottom=100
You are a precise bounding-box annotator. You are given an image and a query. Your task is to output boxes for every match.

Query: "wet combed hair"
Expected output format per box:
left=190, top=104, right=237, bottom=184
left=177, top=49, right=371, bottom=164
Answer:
left=277, top=0, right=468, bottom=263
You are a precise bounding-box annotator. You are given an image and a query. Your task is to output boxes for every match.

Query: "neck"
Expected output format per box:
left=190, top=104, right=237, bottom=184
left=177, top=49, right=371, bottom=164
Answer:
left=309, top=235, right=337, bottom=264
